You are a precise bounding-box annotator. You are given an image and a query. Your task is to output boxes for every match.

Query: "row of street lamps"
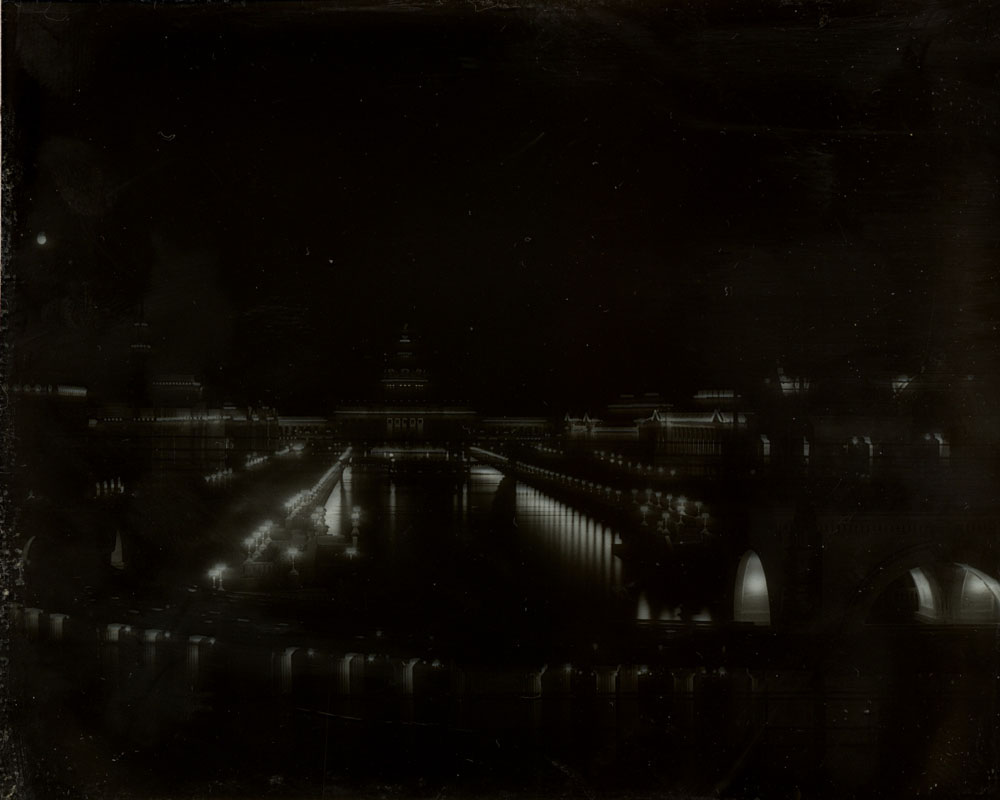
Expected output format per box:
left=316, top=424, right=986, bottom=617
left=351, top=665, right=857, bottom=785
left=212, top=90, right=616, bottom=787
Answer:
left=208, top=457, right=361, bottom=590
left=207, top=545, right=301, bottom=587
left=511, top=457, right=711, bottom=536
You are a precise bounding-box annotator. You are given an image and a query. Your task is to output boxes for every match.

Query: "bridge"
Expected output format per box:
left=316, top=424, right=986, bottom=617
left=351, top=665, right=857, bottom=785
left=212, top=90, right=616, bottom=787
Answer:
left=749, top=509, right=1000, bottom=631
left=469, top=447, right=1000, bottom=632
left=11, top=442, right=1000, bottom=797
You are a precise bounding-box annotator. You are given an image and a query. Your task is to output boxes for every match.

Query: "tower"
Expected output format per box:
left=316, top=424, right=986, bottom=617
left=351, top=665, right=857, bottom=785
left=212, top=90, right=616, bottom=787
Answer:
left=380, top=324, right=429, bottom=399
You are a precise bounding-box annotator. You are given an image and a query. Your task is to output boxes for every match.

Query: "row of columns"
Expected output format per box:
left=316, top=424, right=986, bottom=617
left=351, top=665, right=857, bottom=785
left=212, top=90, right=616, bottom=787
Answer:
left=274, top=653, right=643, bottom=699
left=268, top=657, right=741, bottom=705
left=12, top=605, right=70, bottom=641
left=7, top=606, right=219, bottom=688
left=11, top=605, right=744, bottom=708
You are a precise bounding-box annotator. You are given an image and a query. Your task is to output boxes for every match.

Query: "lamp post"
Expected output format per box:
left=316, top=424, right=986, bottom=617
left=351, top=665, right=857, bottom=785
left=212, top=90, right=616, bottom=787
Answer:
left=287, top=547, right=300, bottom=578
left=209, top=564, right=226, bottom=591
left=640, top=504, right=650, bottom=526
left=244, top=536, right=256, bottom=560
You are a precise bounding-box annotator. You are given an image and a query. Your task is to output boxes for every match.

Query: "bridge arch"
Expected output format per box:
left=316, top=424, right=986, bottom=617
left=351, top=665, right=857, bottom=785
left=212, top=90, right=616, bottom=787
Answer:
left=952, top=564, right=1000, bottom=623
left=908, top=567, right=944, bottom=621
left=733, top=550, right=771, bottom=625
left=849, top=544, right=1000, bottom=628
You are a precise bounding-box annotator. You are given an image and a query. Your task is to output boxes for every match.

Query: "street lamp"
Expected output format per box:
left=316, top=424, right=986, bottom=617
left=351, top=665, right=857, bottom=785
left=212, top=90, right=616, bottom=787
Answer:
left=243, top=536, right=256, bottom=559
left=287, top=547, right=300, bottom=577
left=209, top=563, right=226, bottom=591
left=640, top=504, right=650, bottom=526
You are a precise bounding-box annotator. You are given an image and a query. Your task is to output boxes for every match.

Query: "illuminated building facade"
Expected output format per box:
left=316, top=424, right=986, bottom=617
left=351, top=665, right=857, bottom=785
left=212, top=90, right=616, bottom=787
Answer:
left=335, top=325, right=476, bottom=448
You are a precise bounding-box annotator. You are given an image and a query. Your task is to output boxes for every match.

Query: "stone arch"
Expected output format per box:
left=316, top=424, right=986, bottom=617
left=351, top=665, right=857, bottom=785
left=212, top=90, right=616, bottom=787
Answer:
left=951, top=564, right=1000, bottom=623
left=842, top=542, right=949, bottom=630
left=909, top=567, right=945, bottom=622
left=847, top=542, right=1000, bottom=628
left=734, top=550, right=771, bottom=625
left=867, top=566, right=947, bottom=623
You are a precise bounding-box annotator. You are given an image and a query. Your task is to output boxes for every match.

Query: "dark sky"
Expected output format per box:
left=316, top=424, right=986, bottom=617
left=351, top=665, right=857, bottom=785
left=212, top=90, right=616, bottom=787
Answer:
left=4, top=0, right=998, bottom=413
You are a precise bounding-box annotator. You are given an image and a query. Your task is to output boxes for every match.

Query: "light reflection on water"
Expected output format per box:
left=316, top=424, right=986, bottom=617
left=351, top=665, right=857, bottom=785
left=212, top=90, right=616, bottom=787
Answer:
left=513, top=481, right=623, bottom=594
left=321, top=465, right=624, bottom=598
left=323, top=466, right=355, bottom=536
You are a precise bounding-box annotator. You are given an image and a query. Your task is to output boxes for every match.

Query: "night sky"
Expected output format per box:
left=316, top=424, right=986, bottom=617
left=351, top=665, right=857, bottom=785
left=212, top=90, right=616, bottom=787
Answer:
left=4, top=0, right=998, bottom=413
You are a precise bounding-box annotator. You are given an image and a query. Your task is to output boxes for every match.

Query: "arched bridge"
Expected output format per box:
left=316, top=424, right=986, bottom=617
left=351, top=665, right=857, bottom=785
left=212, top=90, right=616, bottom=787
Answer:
left=743, top=512, right=1000, bottom=631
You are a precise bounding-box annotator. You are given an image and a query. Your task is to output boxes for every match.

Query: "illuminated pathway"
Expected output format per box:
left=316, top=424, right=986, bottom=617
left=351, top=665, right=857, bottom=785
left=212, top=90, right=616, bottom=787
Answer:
left=219, top=448, right=353, bottom=589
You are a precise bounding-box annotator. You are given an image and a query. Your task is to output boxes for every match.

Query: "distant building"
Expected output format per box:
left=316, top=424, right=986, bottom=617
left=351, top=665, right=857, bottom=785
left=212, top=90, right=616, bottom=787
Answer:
left=477, top=417, right=550, bottom=442
left=86, top=404, right=279, bottom=479
left=150, top=374, right=203, bottom=407
left=638, top=408, right=749, bottom=476
left=380, top=324, right=429, bottom=399
left=605, top=393, right=671, bottom=424
left=335, top=325, right=475, bottom=448
left=561, top=390, right=754, bottom=473
left=563, top=412, right=640, bottom=444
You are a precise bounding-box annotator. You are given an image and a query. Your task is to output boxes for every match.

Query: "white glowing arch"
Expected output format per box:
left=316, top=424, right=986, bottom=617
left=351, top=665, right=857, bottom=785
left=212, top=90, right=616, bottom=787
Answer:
left=954, top=564, right=1000, bottom=622
left=734, top=550, right=771, bottom=625
left=909, top=567, right=943, bottom=622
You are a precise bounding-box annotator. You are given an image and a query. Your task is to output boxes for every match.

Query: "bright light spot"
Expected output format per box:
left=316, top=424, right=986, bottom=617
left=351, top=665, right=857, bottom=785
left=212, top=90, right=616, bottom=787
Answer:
left=735, top=551, right=770, bottom=625
left=910, top=568, right=937, bottom=618
left=892, top=375, right=913, bottom=395
left=744, top=572, right=767, bottom=594
left=36, top=232, right=47, bottom=245
left=955, top=565, right=1000, bottom=622
left=637, top=593, right=651, bottom=620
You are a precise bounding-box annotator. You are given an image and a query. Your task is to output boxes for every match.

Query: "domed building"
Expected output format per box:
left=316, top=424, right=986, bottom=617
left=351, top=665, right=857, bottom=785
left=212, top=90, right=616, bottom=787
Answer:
left=335, top=325, right=476, bottom=452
